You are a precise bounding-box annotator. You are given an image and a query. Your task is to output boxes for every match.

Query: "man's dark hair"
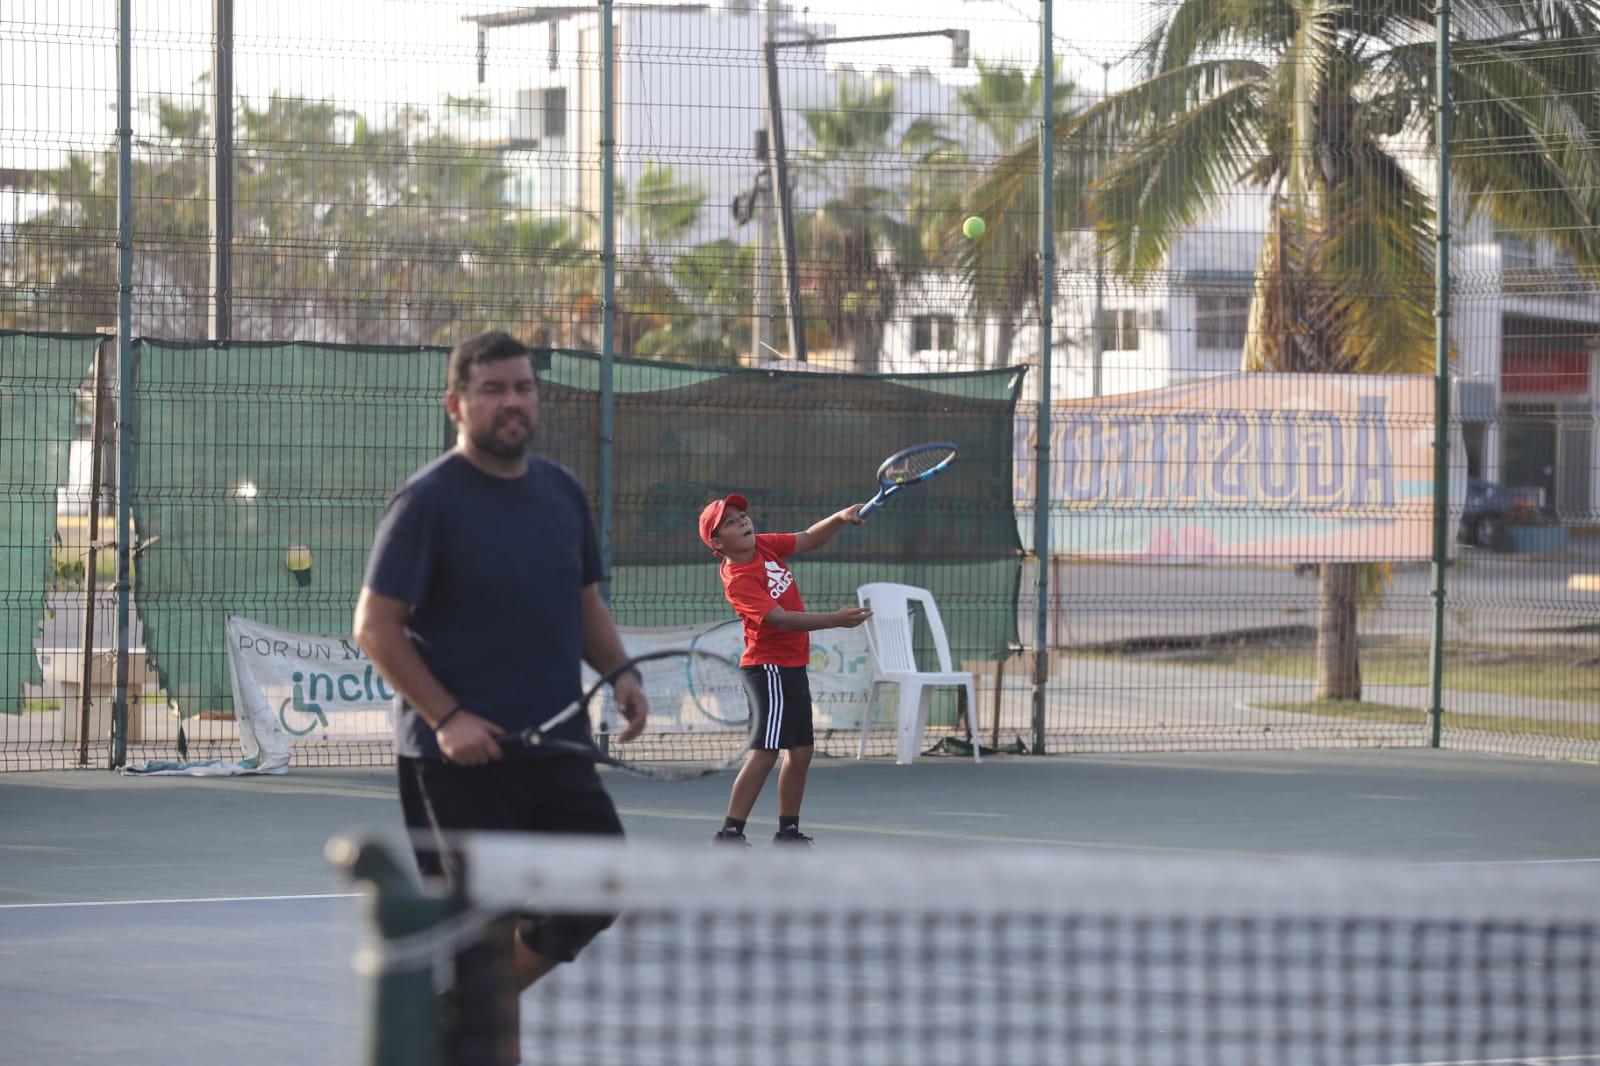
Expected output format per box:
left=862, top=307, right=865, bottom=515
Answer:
left=448, top=330, right=534, bottom=394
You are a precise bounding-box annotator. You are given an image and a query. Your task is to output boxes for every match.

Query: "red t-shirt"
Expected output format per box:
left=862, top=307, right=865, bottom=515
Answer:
left=719, top=532, right=809, bottom=667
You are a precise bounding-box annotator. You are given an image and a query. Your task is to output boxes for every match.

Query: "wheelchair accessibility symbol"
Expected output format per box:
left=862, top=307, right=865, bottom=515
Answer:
left=277, top=671, right=328, bottom=736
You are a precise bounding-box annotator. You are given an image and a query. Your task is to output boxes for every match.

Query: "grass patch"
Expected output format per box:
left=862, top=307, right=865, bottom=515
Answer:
left=21, top=698, right=61, bottom=713
left=51, top=514, right=130, bottom=589
left=1252, top=699, right=1421, bottom=724
left=1098, top=643, right=1600, bottom=704
left=1254, top=699, right=1600, bottom=742
left=50, top=547, right=120, bottom=589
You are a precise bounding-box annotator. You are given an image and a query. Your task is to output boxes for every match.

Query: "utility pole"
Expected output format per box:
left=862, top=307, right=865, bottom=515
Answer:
left=751, top=0, right=777, bottom=362
left=764, top=27, right=968, bottom=366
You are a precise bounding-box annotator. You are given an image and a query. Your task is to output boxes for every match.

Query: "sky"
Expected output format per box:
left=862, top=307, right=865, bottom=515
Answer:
left=1, top=0, right=1153, bottom=178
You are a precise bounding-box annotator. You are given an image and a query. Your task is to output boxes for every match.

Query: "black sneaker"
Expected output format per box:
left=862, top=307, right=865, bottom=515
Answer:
left=711, top=828, right=751, bottom=848
left=772, top=827, right=814, bottom=847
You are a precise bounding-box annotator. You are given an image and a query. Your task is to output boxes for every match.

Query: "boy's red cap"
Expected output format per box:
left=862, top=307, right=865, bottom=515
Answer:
left=698, top=494, right=749, bottom=549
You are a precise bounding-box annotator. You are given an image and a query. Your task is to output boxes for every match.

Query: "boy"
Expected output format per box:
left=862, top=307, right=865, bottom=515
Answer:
left=698, top=494, right=871, bottom=847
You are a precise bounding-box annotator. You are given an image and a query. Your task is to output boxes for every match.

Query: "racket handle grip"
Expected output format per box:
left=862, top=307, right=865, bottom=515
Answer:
left=495, top=731, right=538, bottom=750
left=858, top=497, right=882, bottom=518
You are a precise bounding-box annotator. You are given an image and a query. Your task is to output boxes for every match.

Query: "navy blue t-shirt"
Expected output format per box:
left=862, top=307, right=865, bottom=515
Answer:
left=364, top=452, right=602, bottom=759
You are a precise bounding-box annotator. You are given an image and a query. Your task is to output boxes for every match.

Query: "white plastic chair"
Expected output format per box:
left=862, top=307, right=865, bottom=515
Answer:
left=855, top=582, right=980, bottom=765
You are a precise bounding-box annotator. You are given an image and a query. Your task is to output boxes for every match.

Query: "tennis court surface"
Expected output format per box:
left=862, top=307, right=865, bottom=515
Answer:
left=3, top=750, right=1597, bottom=1065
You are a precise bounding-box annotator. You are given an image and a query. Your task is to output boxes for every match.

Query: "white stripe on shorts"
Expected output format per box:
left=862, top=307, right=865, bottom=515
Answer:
left=764, top=664, right=783, bottom=748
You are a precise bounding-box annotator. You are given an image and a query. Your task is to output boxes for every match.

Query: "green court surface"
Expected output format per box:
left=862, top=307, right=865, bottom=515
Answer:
left=2, top=751, right=1597, bottom=1064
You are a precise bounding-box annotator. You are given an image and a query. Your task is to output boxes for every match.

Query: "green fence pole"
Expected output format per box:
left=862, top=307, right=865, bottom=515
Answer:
left=1427, top=0, right=1452, bottom=748
left=1030, top=0, right=1055, bottom=756
left=111, top=0, right=136, bottom=769
left=598, top=0, right=617, bottom=605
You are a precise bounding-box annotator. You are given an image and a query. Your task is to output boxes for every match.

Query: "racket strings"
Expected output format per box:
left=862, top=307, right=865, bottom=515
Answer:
left=883, top=445, right=956, bottom=485
left=594, top=650, right=756, bottom=731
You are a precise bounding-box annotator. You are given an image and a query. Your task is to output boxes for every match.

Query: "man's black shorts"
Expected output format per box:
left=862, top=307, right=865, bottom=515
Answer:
left=397, top=753, right=623, bottom=963
left=743, top=663, right=814, bottom=750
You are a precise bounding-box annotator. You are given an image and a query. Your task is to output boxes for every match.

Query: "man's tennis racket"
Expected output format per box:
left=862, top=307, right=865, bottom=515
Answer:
left=685, top=619, right=751, bottom=727
left=495, top=649, right=758, bottom=781
left=858, top=441, right=958, bottom=517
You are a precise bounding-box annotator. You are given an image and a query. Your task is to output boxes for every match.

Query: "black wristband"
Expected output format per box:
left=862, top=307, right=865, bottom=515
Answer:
left=432, top=706, right=464, bottom=733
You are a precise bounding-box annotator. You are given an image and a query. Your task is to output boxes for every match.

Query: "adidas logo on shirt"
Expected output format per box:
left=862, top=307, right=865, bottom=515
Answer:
left=765, top=559, right=795, bottom=599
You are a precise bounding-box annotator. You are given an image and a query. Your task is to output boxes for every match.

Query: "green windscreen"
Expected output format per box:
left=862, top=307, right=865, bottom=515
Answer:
left=0, top=332, right=93, bottom=713
left=131, top=342, right=1021, bottom=716
left=131, top=340, right=446, bottom=717
left=538, top=354, right=1025, bottom=661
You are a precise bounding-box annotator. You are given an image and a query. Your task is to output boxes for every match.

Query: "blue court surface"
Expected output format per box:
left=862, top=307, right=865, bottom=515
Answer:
left=2, top=750, right=1597, bottom=1065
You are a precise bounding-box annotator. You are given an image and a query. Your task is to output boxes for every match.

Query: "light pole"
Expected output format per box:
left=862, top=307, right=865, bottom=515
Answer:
left=751, top=0, right=779, bottom=363
left=762, top=28, right=971, bottom=362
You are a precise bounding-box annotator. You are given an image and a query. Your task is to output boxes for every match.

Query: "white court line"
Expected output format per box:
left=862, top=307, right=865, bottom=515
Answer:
left=1356, top=1049, right=1600, bottom=1056
left=621, top=807, right=1600, bottom=864
left=0, top=892, right=359, bottom=910
left=1418, top=857, right=1600, bottom=867
left=618, top=806, right=1280, bottom=855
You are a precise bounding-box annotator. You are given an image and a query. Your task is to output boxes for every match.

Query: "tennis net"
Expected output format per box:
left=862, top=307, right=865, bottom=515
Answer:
left=335, top=834, right=1598, bottom=1066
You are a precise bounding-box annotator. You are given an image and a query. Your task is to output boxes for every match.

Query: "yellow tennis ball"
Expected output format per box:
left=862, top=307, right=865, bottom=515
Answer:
left=962, top=215, right=986, bottom=239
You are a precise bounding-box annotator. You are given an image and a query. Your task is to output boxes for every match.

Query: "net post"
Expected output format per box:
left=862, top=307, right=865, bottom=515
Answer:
left=327, top=837, right=457, bottom=1066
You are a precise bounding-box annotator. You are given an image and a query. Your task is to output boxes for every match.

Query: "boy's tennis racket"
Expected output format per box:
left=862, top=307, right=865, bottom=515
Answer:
left=858, top=441, right=958, bottom=517
left=495, top=648, right=758, bottom=781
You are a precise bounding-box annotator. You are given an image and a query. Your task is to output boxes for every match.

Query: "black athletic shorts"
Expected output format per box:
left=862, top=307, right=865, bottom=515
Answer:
left=743, top=663, right=814, bottom=750
left=397, top=753, right=623, bottom=964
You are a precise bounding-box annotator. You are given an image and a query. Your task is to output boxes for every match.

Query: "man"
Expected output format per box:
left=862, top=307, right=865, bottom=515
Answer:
left=354, top=330, right=646, bottom=998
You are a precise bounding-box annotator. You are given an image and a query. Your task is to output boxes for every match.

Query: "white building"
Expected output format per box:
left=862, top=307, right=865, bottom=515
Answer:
left=1453, top=212, right=1597, bottom=522
left=461, top=5, right=963, bottom=244
left=459, top=5, right=1596, bottom=524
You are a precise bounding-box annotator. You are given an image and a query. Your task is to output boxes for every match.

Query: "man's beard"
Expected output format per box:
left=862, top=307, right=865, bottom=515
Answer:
left=471, top=414, right=533, bottom=459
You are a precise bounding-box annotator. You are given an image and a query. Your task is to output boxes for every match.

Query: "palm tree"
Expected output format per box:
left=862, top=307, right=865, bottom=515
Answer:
left=632, top=238, right=754, bottom=364
left=950, top=62, right=1083, bottom=368
left=505, top=215, right=590, bottom=348
left=797, top=76, right=945, bottom=372
left=972, top=0, right=1600, bottom=699
left=615, top=162, right=706, bottom=355
left=7, top=90, right=570, bottom=345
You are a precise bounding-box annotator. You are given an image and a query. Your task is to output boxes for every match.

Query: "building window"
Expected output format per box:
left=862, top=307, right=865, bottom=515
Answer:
left=1195, top=292, right=1250, bottom=350
left=1498, top=229, right=1537, bottom=271
left=1099, top=308, right=1139, bottom=351
left=542, top=88, right=567, bottom=139
left=912, top=314, right=956, bottom=352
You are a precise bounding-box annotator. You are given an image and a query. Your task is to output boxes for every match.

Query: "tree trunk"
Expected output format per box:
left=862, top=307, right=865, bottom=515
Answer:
left=851, top=319, right=882, bottom=375
left=1316, top=561, right=1361, bottom=700
left=993, top=315, right=1016, bottom=369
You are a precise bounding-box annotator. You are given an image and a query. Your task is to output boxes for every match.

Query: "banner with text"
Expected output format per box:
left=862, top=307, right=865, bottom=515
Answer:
left=227, top=615, right=394, bottom=746
left=1014, top=374, right=1456, bottom=561
left=226, top=616, right=879, bottom=743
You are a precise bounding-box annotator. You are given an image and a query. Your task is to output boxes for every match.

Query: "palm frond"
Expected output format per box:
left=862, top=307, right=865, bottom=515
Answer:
left=1140, top=0, right=1299, bottom=74
left=965, top=59, right=1267, bottom=281
left=1447, top=37, right=1600, bottom=276
left=1316, top=150, right=1439, bottom=375
left=1095, top=76, right=1266, bottom=276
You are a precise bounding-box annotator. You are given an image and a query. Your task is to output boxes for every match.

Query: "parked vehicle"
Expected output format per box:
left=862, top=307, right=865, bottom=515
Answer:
left=1457, top=478, right=1554, bottom=549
